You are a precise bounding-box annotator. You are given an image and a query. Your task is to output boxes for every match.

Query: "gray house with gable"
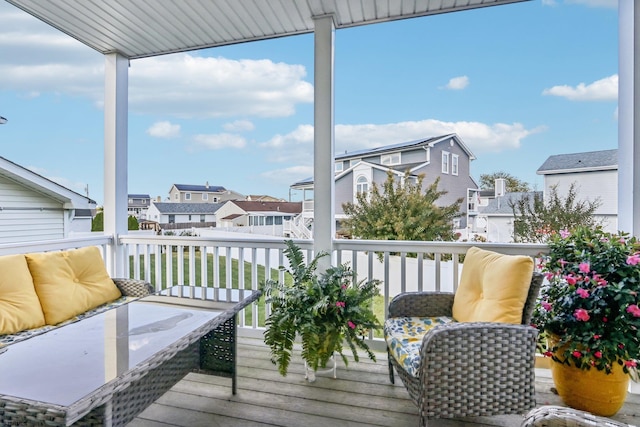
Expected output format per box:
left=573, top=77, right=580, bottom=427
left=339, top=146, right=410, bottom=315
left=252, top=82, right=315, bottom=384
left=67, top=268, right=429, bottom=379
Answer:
left=290, top=134, right=478, bottom=237
left=146, top=202, right=223, bottom=232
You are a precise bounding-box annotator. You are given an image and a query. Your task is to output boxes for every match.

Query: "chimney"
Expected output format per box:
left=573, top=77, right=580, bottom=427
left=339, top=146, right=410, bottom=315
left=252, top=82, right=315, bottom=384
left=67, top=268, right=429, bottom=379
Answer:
left=205, top=181, right=209, bottom=190
left=495, top=178, right=506, bottom=198
left=156, top=196, right=161, bottom=202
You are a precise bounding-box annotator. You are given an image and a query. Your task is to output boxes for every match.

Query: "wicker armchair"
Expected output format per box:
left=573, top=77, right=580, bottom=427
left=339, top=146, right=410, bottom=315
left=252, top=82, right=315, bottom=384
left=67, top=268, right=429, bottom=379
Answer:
left=521, top=405, right=636, bottom=427
left=385, top=262, right=543, bottom=426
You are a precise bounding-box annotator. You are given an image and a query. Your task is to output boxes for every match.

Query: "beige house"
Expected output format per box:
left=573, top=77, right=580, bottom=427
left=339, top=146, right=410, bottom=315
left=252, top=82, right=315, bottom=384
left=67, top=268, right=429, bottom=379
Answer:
left=168, top=183, right=244, bottom=204
left=215, top=200, right=302, bottom=236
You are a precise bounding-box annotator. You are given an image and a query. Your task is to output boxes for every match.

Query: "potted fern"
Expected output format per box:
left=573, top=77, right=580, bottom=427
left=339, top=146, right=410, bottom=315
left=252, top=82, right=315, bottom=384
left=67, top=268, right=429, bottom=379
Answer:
left=262, top=240, right=382, bottom=381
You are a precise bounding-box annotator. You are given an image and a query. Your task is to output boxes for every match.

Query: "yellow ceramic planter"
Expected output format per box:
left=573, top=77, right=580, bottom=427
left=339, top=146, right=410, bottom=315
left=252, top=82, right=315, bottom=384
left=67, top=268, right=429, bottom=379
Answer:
left=550, top=359, right=629, bottom=416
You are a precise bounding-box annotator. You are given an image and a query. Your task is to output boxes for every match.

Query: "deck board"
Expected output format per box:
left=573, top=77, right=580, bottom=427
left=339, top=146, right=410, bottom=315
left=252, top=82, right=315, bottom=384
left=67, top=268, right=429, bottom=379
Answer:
left=129, top=337, right=640, bottom=427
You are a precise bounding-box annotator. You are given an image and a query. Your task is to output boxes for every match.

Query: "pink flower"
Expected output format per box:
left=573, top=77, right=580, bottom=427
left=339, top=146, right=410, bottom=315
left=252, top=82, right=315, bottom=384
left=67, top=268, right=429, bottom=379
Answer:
left=603, top=316, right=608, bottom=323
left=625, top=360, right=637, bottom=368
left=559, top=229, right=570, bottom=239
left=566, top=275, right=577, bottom=286
left=341, top=284, right=347, bottom=289
left=592, top=274, right=608, bottom=287
left=541, top=301, right=552, bottom=311
left=347, top=321, right=356, bottom=329
left=627, top=253, right=640, bottom=266
left=559, top=259, right=568, bottom=267
left=574, top=309, right=590, bottom=322
left=593, top=334, right=601, bottom=340
left=572, top=351, right=582, bottom=358
left=543, top=351, right=553, bottom=358
left=576, top=288, right=589, bottom=298
left=594, top=351, right=602, bottom=359
left=579, top=262, right=590, bottom=274
left=335, top=301, right=346, bottom=308
left=627, top=304, right=640, bottom=317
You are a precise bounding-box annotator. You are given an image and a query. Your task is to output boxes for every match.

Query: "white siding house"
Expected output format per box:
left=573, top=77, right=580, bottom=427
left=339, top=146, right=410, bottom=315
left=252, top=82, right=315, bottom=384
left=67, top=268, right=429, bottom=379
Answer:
left=537, top=149, right=618, bottom=232
left=0, top=156, right=96, bottom=244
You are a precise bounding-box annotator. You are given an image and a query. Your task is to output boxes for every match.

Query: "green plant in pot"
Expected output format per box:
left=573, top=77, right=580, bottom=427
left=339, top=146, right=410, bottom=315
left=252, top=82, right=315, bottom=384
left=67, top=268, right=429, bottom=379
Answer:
left=533, top=226, right=640, bottom=416
left=261, top=240, right=382, bottom=381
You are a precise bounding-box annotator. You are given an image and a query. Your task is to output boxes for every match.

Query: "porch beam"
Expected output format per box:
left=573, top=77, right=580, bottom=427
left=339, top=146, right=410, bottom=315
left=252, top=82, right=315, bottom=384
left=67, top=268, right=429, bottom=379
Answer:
left=312, top=14, right=336, bottom=269
left=103, top=53, right=129, bottom=276
left=618, top=0, right=640, bottom=237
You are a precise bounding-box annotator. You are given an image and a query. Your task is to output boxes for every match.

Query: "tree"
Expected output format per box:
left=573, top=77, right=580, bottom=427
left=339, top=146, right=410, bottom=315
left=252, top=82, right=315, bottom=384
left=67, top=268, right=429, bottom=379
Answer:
left=480, top=171, right=530, bottom=192
left=91, top=211, right=140, bottom=231
left=341, top=170, right=462, bottom=242
left=510, top=183, right=601, bottom=243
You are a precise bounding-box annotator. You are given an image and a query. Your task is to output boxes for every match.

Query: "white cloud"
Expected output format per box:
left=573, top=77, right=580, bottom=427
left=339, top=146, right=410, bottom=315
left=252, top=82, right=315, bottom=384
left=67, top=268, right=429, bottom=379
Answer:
left=193, top=133, right=247, bottom=150
left=129, top=54, right=313, bottom=119
left=147, top=121, right=181, bottom=138
left=542, top=74, right=617, bottom=101
left=542, top=0, right=558, bottom=5
left=0, top=2, right=313, bottom=119
left=444, top=76, right=469, bottom=90
left=26, top=165, right=88, bottom=195
left=261, top=119, right=545, bottom=168
left=261, top=165, right=314, bottom=186
left=223, top=120, right=255, bottom=132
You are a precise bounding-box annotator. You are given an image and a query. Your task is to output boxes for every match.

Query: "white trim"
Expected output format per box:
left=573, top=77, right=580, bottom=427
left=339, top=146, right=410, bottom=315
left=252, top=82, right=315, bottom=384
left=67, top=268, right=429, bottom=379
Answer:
left=381, top=152, right=401, bottom=166
left=442, top=151, right=450, bottom=174
left=452, top=154, right=459, bottom=176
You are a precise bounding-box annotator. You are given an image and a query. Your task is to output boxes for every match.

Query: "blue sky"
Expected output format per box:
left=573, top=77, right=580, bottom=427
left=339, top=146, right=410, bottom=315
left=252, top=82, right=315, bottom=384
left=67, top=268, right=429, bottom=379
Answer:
left=0, top=0, right=618, bottom=205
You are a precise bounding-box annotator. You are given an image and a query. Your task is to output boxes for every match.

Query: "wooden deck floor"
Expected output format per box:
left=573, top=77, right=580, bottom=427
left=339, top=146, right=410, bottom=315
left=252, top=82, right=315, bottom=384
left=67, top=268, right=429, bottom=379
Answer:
left=129, top=337, right=640, bottom=427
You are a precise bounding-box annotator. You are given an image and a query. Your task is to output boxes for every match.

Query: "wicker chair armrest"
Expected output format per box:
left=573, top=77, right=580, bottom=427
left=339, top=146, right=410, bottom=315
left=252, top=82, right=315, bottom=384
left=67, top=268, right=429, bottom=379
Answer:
left=419, top=322, right=539, bottom=387
left=388, top=292, right=454, bottom=318
left=521, top=405, right=633, bottom=427
left=112, top=278, right=155, bottom=297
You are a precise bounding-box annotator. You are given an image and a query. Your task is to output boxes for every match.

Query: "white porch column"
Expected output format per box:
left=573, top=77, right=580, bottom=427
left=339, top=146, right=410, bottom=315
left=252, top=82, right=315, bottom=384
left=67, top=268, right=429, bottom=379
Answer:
left=312, top=15, right=336, bottom=270
left=104, top=53, right=129, bottom=276
left=618, top=0, right=640, bottom=236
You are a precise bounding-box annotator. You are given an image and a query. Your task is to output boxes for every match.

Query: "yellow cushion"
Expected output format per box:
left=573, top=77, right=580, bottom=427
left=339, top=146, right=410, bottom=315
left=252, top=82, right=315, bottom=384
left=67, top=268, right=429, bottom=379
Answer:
left=26, top=247, right=122, bottom=325
left=452, top=246, right=534, bottom=324
left=0, top=254, right=46, bottom=335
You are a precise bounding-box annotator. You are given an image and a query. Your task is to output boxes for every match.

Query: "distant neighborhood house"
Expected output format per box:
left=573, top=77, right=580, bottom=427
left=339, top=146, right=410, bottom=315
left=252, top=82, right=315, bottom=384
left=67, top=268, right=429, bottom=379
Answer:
left=146, top=202, right=223, bottom=231
left=537, top=149, right=617, bottom=233
left=0, top=156, right=96, bottom=244
left=128, top=193, right=151, bottom=220
left=215, top=200, right=302, bottom=235
left=169, top=183, right=243, bottom=204
left=289, top=134, right=478, bottom=238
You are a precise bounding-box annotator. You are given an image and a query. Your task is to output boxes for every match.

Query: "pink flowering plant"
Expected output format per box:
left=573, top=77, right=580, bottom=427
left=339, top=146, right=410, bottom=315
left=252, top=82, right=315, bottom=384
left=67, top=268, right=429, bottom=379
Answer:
left=262, top=240, right=381, bottom=376
left=533, top=226, right=640, bottom=375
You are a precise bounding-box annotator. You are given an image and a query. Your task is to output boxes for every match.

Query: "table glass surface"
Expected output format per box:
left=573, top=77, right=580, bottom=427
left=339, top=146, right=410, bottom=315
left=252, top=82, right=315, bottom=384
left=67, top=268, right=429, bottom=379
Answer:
left=0, top=301, right=220, bottom=407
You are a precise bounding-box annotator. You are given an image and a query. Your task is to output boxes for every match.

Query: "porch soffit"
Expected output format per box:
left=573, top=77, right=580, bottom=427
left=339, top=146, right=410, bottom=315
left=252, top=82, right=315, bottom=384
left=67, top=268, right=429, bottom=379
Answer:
left=5, top=0, right=530, bottom=59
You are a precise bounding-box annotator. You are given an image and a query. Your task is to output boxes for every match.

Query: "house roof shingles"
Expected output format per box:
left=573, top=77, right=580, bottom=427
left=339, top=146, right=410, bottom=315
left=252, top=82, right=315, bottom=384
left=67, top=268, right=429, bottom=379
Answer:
left=174, top=184, right=227, bottom=193
left=152, top=202, right=223, bottom=214
left=537, top=149, right=618, bottom=174
left=480, top=191, right=542, bottom=215
left=232, top=201, right=302, bottom=214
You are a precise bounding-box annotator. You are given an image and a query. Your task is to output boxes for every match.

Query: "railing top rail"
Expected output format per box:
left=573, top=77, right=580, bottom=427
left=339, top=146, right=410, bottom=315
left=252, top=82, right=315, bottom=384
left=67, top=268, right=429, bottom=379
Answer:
left=333, top=239, right=548, bottom=256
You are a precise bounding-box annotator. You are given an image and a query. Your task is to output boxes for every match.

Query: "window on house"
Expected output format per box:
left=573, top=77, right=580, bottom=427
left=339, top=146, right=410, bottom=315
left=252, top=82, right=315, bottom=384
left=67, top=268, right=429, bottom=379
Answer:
left=213, top=197, right=218, bottom=202
left=335, top=162, right=343, bottom=173
left=188, top=215, right=192, bottom=221
left=442, top=151, right=450, bottom=174
left=381, top=152, right=401, bottom=166
left=174, top=193, right=179, bottom=201
left=202, top=193, right=208, bottom=200
left=266, top=216, right=274, bottom=225
left=128, top=198, right=133, bottom=204
left=452, top=154, right=459, bottom=176
left=275, top=216, right=283, bottom=225
left=185, top=193, right=191, bottom=200
left=356, top=176, right=369, bottom=195
left=168, top=215, right=175, bottom=224
left=200, top=215, right=205, bottom=222
left=350, top=159, right=361, bottom=168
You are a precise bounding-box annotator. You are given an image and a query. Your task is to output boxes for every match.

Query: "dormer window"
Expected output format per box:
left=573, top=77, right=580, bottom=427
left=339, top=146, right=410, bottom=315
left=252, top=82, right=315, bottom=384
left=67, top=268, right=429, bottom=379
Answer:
left=350, top=159, right=361, bottom=168
left=381, top=152, right=401, bottom=166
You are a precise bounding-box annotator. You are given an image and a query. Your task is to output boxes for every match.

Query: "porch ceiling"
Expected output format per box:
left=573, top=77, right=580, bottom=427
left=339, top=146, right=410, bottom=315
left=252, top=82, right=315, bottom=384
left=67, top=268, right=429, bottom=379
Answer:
left=5, top=0, right=530, bottom=59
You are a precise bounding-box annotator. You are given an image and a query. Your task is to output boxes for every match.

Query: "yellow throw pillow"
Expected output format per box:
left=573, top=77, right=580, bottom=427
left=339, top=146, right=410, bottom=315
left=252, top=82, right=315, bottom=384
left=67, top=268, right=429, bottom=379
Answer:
left=452, top=246, right=534, bottom=324
left=0, top=254, right=46, bottom=335
left=26, top=247, right=122, bottom=325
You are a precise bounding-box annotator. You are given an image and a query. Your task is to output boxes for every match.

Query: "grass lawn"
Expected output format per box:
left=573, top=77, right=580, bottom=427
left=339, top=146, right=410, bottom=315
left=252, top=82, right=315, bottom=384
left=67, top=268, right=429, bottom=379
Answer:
left=130, top=251, right=386, bottom=336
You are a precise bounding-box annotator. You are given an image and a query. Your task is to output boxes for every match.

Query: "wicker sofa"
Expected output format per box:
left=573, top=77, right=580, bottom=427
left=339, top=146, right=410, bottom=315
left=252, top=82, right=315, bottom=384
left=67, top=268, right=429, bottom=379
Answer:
left=521, top=406, right=636, bottom=427
left=384, top=247, right=544, bottom=426
left=0, top=246, right=153, bottom=350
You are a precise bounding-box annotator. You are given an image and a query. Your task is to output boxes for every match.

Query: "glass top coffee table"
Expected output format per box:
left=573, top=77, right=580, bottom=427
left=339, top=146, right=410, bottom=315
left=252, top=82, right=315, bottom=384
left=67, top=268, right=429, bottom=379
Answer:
left=0, top=286, right=260, bottom=427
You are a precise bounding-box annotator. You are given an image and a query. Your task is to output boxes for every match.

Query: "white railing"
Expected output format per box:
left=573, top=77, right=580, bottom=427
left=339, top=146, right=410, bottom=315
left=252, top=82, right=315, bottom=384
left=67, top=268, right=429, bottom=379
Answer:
left=0, top=234, right=548, bottom=346
left=283, top=214, right=312, bottom=239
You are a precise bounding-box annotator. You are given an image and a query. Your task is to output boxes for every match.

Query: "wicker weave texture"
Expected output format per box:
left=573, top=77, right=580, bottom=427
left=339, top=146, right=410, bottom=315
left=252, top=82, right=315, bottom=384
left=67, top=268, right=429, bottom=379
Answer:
left=112, top=278, right=155, bottom=297
left=387, top=272, right=543, bottom=425
left=521, top=405, right=636, bottom=427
